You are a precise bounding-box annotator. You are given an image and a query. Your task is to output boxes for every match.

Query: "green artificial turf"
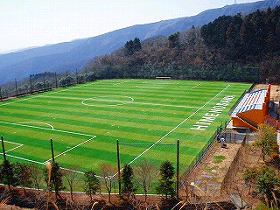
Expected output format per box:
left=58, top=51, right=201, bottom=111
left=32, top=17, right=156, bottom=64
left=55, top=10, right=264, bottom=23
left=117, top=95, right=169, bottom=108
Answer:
left=0, top=79, right=251, bottom=173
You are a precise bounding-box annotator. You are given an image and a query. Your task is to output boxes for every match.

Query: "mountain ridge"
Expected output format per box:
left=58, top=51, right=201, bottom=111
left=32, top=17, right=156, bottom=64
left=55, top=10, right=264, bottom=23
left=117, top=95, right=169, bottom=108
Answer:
left=1, top=0, right=280, bottom=85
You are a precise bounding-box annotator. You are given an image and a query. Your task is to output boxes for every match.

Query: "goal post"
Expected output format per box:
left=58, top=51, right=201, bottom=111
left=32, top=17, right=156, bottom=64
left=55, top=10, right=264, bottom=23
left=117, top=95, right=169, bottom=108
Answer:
left=156, top=76, right=172, bottom=80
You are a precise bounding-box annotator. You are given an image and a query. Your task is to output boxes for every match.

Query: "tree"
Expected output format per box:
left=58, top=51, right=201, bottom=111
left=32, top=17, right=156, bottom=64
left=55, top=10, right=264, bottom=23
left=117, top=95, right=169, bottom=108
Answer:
left=256, top=166, right=279, bottom=207
left=59, top=75, right=75, bottom=87
left=125, top=38, right=142, bottom=56
left=64, top=168, right=79, bottom=200
left=13, top=163, right=32, bottom=188
left=99, top=164, right=117, bottom=203
left=157, top=161, right=175, bottom=198
left=254, top=123, right=277, bottom=161
left=168, top=32, right=180, bottom=48
left=121, top=164, right=136, bottom=197
left=84, top=170, right=100, bottom=202
left=134, top=160, right=159, bottom=202
left=29, top=164, right=44, bottom=190
left=244, top=167, right=259, bottom=194
left=50, top=162, right=64, bottom=200
left=0, top=160, right=16, bottom=189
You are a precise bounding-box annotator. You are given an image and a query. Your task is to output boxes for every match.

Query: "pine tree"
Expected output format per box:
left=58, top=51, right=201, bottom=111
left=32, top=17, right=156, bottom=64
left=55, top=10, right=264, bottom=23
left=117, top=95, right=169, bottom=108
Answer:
left=157, top=161, right=175, bottom=198
left=84, top=170, right=100, bottom=202
left=121, top=164, right=136, bottom=197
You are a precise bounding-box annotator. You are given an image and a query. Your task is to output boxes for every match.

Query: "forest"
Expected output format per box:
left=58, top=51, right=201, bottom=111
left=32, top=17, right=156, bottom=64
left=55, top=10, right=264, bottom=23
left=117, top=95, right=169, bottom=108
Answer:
left=82, top=6, right=280, bottom=84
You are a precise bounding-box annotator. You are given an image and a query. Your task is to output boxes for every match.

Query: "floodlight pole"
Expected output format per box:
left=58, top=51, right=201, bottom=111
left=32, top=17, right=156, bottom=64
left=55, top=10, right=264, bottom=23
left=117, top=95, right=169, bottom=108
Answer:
left=1, top=136, right=6, bottom=161
left=176, top=139, right=180, bottom=199
left=50, top=138, right=55, bottom=163
left=15, top=78, right=18, bottom=97
left=55, top=72, right=58, bottom=89
left=76, top=69, right=78, bottom=84
left=0, top=86, right=2, bottom=101
left=29, top=74, right=33, bottom=94
left=116, top=139, right=121, bottom=195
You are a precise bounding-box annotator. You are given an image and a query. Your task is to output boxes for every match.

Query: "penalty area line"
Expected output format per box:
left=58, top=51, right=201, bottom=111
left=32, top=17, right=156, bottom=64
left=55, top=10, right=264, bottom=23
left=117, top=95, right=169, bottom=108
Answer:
left=0, top=121, right=93, bottom=138
left=127, top=85, right=231, bottom=165
left=0, top=153, right=45, bottom=165
left=44, top=136, right=96, bottom=163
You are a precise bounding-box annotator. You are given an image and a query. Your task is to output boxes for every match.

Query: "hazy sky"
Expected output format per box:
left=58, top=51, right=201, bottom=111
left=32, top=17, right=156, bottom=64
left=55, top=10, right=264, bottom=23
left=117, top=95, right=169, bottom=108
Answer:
left=0, top=0, right=259, bottom=53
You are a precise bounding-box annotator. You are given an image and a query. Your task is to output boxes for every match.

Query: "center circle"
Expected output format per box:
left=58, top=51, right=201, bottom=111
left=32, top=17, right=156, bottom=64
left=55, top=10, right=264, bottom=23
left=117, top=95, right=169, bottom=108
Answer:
left=82, top=96, right=134, bottom=107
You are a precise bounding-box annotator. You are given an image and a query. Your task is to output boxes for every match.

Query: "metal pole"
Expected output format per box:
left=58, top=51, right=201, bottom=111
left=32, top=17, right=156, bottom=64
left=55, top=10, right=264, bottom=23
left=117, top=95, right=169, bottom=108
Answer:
left=29, top=75, right=33, bottom=94
left=76, top=69, right=78, bottom=84
left=15, top=78, right=18, bottom=97
left=55, top=72, right=58, bottom=89
left=1, top=136, right=7, bottom=161
left=176, top=139, right=180, bottom=198
left=43, top=74, right=46, bottom=91
left=0, top=86, right=2, bottom=101
left=116, top=139, right=121, bottom=195
left=50, top=138, right=55, bottom=163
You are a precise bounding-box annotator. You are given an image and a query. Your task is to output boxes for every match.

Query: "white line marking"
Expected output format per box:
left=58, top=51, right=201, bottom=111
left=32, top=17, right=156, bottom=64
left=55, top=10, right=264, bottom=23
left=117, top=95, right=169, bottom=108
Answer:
left=0, top=95, right=41, bottom=107
left=6, top=144, right=24, bottom=153
left=82, top=96, right=134, bottom=107
left=0, top=153, right=45, bottom=165
left=18, top=121, right=55, bottom=130
left=0, top=121, right=94, bottom=138
left=127, top=85, right=231, bottom=165
left=44, top=137, right=95, bottom=163
left=2, top=141, right=24, bottom=153
left=113, top=81, right=126, bottom=86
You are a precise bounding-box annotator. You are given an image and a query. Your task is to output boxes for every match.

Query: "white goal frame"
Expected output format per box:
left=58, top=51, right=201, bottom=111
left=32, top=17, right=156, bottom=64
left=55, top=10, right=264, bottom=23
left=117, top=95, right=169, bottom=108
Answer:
left=156, top=76, right=172, bottom=80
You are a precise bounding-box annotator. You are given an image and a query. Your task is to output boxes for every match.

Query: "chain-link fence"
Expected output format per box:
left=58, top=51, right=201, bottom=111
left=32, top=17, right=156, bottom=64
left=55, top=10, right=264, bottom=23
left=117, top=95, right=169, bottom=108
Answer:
left=0, top=70, right=96, bottom=101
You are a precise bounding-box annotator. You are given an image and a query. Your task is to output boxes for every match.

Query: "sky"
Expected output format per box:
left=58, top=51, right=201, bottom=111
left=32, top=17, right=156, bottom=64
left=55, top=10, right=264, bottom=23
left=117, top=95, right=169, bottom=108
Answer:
left=0, top=0, right=259, bottom=53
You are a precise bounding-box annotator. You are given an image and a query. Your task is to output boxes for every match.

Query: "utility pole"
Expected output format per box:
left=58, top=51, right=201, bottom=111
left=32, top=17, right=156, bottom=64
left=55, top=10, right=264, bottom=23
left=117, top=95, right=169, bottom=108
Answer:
left=116, top=139, right=121, bottom=195
left=1, top=136, right=6, bottom=161
left=15, top=78, right=18, bottom=97
left=50, top=138, right=55, bottom=163
left=55, top=72, right=58, bottom=89
left=0, top=86, right=2, bottom=101
left=29, top=75, right=33, bottom=94
left=176, top=140, right=180, bottom=199
left=76, top=69, right=78, bottom=84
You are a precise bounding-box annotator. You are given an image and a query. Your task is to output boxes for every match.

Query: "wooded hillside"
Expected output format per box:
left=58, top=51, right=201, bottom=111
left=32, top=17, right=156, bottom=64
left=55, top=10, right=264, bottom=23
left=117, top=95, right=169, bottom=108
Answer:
left=83, top=6, right=280, bottom=84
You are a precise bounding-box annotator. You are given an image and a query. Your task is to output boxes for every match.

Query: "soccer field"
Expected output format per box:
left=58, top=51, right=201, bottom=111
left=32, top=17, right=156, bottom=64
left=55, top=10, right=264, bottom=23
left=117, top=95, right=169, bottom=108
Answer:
left=0, top=79, right=251, bottom=173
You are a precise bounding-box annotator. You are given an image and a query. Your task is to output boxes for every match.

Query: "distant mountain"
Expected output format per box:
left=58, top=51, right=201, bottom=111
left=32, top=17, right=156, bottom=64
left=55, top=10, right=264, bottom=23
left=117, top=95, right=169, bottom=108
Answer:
left=0, top=0, right=279, bottom=85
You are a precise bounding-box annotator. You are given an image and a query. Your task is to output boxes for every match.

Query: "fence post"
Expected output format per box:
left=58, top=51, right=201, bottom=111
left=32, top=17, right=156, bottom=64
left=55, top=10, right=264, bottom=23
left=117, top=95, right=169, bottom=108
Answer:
left=55, top=72, right=58, bottom=89
left=15, top=78, right=18, bottom=97
left=50, top=138, right=55, bottom=163
left=76, top=69, right=78, bottom=84
left=43, top=74, right=46, bottom=92
left=1, top=136, right=6, bottom=161
left=0, top=86, right=2, bottom=101
left=116, top=140, right=121, bottom=195
left=29, top=75, right=33, bottom=94
left=176, top=139, right=180, bottom=199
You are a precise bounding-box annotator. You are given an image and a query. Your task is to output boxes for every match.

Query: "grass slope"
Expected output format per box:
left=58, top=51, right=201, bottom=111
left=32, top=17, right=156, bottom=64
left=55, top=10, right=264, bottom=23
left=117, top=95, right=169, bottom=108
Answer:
left=0, top=79, right=250, bottom=173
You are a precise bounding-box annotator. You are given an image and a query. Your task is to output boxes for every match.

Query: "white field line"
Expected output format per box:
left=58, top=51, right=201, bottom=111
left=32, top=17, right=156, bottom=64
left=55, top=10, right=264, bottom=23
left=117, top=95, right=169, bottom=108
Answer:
left=0, top=153, right=45, bottom=165
left=0, top=153, right=86, bottom=175
left=18, top=121, right=55, bottom=130
left=40, top=95, right=197, bottom=109
left=0, top=121, right=94, bottom=138
left=126, top=85, right=231, bottom=166
left=113, top=81, right=126, bottom=86
left=0, top=87, right=71, bottom=108
left=0, top=95, right=41, bottom=107
left=6, top=144, right=24, bottom=153
left=44, top=137, right=95, bottom=163
left=2, top=140, right=24, bottom=153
